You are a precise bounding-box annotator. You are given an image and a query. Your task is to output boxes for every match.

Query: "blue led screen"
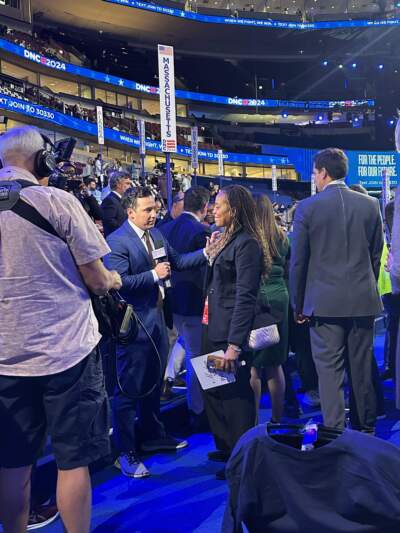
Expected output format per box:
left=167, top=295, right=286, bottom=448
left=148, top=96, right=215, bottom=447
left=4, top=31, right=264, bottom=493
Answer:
left=0, top=38, right=374, bottom=110
left=262, top=145, right=400, bottom=186
left=104, top=0, right=400, bottom=31
left=0, top=94, right=290, bottom=165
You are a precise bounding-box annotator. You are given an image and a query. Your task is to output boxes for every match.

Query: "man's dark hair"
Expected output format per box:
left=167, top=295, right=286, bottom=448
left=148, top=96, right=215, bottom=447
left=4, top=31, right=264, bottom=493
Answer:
left=184, top=186, right=210, bottom=213
left=122, top=186, right=153, bottom=210
left=109, top=170, right=131, bottom=191
left=83, top=176, right=96, bottom=186
left=172, top=191, right=184, bottom=204
left=313, top=148, right=348, bottom=181
left=349, top=183, right=368, bottom=195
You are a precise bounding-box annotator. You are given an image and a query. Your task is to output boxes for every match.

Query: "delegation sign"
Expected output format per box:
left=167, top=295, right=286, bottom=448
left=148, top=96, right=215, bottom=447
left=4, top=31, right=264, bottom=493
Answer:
left=158, top=44, right=177, bottom=153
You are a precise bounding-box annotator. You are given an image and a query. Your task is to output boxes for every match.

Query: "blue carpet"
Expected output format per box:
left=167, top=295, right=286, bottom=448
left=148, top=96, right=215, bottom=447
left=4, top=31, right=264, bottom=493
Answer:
left=22, top=334, right=400, bottom=531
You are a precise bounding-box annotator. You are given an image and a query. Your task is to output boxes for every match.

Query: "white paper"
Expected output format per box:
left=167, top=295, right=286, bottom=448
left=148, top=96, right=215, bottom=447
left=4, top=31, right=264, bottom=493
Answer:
left=191, top=350, right=236, bottom=390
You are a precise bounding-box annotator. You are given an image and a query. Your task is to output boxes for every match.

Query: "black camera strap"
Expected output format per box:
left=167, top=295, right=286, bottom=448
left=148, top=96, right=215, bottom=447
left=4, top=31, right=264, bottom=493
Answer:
left=8, top=179, right=65, bottom=241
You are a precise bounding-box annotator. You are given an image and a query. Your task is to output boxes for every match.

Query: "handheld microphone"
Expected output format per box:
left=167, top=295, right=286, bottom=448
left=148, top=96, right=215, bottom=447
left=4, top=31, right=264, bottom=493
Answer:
left=152, top=241, right=171, bottom=289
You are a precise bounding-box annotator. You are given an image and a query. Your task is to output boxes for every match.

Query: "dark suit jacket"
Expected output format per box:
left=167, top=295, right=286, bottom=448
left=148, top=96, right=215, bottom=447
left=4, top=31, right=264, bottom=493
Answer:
left=156, top=211, right=173, bottom=228
left=160, top=212, right=211, bottom=316
left=104, top=221, right=207, bottom=330
left=101, top=191, right=127, bottom=237
left=206, top=230, right=262, bottom=347
left=289, top=182, right=384, bottom=318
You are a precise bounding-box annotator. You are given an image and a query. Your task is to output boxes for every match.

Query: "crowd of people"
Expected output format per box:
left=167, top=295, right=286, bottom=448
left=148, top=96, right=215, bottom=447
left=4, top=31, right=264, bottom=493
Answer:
left=0, top=70, right=218, bottom=152
left=0, top=26, right=86, bottom=65
left=0, top=124, right=399, bottom=532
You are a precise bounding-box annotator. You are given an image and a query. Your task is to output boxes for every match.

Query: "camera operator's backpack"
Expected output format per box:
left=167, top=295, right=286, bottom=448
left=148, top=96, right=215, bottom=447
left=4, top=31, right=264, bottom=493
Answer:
left=0, top=179, right=137, bottom=343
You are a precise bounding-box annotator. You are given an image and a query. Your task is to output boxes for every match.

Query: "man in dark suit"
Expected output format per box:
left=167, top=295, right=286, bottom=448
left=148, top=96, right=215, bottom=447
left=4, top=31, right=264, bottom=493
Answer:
left=104, top=186, right=208, bottom=478
left=160, top=187, right=211, bottom=422
left=157, top=190, right=184, bottom=227
left=290, top=148, right=383, bottom=432
left=101, top=171, right=132, bottom=237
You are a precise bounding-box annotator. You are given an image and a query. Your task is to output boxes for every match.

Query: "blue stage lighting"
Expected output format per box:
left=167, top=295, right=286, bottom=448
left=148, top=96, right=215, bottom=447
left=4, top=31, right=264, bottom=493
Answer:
left=322, top=60, right=328, bottom=66
left=282, top=111, right=289, bottom=118
left=378, top=64, right=384, bottom=70
left=351, top=63, right=357, bottom=68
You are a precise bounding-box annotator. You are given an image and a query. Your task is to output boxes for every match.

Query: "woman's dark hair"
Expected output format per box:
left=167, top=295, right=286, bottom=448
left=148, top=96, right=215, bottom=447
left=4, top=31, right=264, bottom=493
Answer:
left=222, top=185, right=272, bottom=275
left=253, top=193, right=287, bottom=260
left=313, top=148, right=348, bottom=180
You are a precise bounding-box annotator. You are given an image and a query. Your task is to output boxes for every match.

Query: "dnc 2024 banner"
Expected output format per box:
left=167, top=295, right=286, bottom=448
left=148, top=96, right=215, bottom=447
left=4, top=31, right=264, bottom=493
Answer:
left=0, top=94, right=289, bottom=166
left=0, top=38, right=374, bottom=111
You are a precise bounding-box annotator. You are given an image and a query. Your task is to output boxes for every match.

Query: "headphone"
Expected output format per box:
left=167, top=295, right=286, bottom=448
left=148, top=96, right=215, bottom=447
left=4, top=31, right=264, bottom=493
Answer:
left=34, top=134, right=57, bottom=178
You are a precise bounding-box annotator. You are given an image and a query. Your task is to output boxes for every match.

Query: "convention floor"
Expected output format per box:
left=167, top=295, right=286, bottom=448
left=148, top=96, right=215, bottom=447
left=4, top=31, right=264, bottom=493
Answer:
left=21, top=335, right=400, bottom=532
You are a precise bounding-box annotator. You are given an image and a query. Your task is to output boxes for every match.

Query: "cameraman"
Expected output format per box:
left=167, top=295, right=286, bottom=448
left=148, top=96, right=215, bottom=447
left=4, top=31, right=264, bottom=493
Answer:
left=0, top=126, right=121, bottom=533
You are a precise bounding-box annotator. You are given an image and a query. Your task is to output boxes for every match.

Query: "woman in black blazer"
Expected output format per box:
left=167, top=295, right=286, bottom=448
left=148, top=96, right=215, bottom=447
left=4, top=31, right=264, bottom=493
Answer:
left=202, top=185, right=271, bottom=475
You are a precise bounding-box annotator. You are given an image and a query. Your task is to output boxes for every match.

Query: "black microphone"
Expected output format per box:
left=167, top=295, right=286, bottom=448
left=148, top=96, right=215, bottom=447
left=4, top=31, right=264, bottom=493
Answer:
left=152, top=240, right=171, bottom=289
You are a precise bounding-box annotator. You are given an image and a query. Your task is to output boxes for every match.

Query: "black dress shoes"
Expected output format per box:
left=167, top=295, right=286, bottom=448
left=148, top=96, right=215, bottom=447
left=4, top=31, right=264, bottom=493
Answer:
left=207, top=450, right=230, bottom=462
left=215, top=468, right=226, bottom=480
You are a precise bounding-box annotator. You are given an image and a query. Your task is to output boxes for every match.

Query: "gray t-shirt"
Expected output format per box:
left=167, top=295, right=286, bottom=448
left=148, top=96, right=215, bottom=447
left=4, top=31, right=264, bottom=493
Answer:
left=0, top=166, right=110, bottom=376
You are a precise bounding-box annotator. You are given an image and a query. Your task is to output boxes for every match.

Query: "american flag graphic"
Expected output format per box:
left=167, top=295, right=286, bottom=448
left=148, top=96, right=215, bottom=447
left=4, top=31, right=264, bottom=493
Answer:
left=163, top=140, right=176, bottom=150
left=158, top=45, right=173, bottom=56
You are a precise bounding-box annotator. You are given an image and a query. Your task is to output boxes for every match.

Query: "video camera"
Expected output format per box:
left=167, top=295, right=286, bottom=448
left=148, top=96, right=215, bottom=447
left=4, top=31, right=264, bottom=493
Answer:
left=47, top=137, right=78, bottom=191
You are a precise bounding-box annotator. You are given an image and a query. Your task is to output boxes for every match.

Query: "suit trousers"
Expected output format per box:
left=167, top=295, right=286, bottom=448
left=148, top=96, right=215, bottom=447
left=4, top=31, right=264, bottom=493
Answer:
left=382, top=293, right=400, bottom=373
left=112, top=309, right=169, bottom=453
left=173, top=313, right=204, bottom=415
left=201, top=329, right=256, bottom=454
left=309, top=316, right=377, bottom=431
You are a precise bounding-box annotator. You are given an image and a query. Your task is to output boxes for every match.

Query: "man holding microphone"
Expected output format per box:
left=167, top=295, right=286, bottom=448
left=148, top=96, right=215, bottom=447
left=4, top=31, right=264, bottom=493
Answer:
left=105, top=186, right=208, bottom=478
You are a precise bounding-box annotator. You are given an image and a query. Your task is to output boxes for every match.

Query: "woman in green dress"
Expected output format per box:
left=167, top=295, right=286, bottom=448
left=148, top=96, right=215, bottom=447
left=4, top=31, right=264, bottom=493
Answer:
left=251, top=194, right=289, bottom=423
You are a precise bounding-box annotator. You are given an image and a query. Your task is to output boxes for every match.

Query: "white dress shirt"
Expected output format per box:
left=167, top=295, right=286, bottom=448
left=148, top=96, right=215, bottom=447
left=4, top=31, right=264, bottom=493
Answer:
left=128, top=220, right=164, bottom=295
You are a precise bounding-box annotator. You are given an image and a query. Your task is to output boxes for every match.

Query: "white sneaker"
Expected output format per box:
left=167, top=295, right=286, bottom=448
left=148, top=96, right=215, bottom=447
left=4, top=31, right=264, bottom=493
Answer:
left=303, top=390, right=321, bottom=407
left=115, top=452, right=150, bottom=478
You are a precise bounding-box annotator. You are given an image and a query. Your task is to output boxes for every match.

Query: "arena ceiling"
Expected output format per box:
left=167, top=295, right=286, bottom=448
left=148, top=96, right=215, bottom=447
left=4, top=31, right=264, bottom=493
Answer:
left=32, top=0, right=400, bottom=59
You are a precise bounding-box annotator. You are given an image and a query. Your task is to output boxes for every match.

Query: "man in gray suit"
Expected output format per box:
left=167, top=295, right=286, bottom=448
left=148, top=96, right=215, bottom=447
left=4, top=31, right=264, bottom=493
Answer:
left=290, top=148, right=383, bottom=432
